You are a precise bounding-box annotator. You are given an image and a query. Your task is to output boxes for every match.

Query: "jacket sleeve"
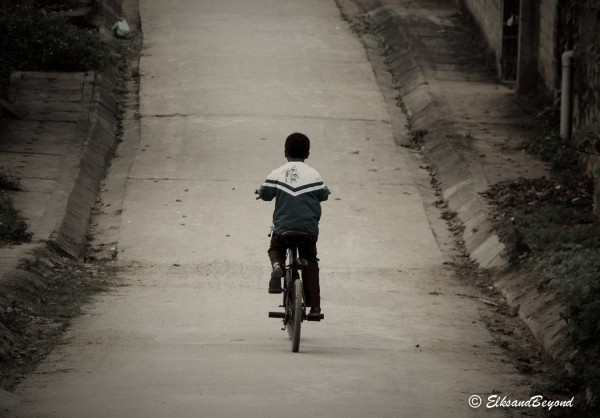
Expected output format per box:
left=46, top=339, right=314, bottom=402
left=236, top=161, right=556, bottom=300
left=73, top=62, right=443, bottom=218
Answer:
left=257, top=181, right=276, bottom=201
left=318, top=185, right=331, bottom=202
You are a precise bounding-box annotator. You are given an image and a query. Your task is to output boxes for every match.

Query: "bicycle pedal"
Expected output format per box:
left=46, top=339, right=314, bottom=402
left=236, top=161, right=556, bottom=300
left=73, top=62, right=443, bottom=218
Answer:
left=306, top=313, right=324, bottom=321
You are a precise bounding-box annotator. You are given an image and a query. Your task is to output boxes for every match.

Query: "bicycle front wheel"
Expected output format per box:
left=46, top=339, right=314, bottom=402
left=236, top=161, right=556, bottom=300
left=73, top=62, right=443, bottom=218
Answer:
left=285, top=270, right=295, bottom=341
left=291, top=278, right=303, bottom=352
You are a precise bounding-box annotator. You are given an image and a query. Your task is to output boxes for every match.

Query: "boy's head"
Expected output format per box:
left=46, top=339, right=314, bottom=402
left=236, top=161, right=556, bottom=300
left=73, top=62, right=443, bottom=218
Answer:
left=284, top=132, right=310, bottom=160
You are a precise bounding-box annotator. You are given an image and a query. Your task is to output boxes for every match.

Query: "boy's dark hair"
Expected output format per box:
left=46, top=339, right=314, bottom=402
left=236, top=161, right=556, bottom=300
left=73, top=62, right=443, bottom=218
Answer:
left=285, top=132, right=310, bottom=159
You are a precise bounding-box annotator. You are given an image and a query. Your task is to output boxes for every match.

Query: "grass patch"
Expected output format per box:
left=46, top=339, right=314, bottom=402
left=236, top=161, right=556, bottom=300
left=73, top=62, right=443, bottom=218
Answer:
left=522, top=128, right=579, bottom=171
left=0, top=194, right=31, bottom=244
left=0, top=6, right=109, bottom=80
left=0, top=171, right=21, bottom=191
left=0, top=246, right=118, bottom=390
left=0, top=171, right=31, bottom=244
left=485, top=176, right=597, bottom=265
left=534, top=248, right=600, bottom=398
left=484, top=160, right=600, bottom=406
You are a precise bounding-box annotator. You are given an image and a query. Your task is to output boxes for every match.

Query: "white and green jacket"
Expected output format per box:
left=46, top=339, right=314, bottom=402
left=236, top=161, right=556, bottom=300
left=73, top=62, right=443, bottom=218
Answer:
left=258, top=159, right=330, bottom=236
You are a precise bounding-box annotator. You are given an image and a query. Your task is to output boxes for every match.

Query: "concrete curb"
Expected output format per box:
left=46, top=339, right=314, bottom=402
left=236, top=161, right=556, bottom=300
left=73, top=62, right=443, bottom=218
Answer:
left=49, top=0, right=123, bottom=258
left=362, top=0, right=505, bottom=269
left=351, top=0, right=569, bottom=361
left=52, top=69, right=119, bottom=258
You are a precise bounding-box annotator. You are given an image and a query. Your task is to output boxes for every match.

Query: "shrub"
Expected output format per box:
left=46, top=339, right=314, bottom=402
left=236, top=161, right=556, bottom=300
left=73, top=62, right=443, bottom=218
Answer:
left=534, top=248, right=600, bottom=397
left=523, top=128, right=579, bottom=171
left=0, top=193, right=31, bottom=243
left=486, top=173, right=600, bottom=402
left=0, top=7, right=109, bottom=80
left=0, top=171, right=21, bottom=191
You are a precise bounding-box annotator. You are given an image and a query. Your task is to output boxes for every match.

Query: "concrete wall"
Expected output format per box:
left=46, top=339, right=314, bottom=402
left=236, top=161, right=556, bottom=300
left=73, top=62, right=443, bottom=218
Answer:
left=460, top=0, right=504, bottom=76
left=572, top=1, right=600, bottom=129
left=517, top=0, right=539, bottom=93
left=538, top=0, right=559, bottom=95
left=570, top=0, right=600, bottom=217
left=97, top=0, right=122, bottom=28
left=458, top=0, right=559, bottom=99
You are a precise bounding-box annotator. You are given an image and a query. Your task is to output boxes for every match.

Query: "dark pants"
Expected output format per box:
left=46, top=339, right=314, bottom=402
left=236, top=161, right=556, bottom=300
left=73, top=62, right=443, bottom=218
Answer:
left=268, top=234, right=320, bottom=309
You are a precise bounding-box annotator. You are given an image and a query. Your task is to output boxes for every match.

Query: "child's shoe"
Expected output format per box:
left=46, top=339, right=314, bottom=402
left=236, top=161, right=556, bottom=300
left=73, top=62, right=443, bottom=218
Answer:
left=309, top=307, right=321, bottom=316
left=268, top=263, right=284, bottom=294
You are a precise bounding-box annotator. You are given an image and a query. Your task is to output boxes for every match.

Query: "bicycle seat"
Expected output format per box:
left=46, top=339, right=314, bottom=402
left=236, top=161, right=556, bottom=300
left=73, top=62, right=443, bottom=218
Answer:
left=281, top=230, right=310, bottom=238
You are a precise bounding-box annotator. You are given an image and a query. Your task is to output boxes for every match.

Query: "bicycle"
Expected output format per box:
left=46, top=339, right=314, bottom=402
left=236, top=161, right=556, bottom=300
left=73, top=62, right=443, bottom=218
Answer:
left=268, top=230, right=324, bottom=353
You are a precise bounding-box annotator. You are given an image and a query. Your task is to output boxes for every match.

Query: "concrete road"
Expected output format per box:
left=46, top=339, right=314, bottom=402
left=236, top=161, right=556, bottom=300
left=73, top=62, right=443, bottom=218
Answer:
left=11, top=0, right=530, bottom=417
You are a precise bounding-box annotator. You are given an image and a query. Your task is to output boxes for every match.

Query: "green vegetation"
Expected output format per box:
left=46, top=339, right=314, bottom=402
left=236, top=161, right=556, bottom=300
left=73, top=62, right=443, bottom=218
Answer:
left=535, top=248, right=600, bottom=397
left=0, top=195, right=31, bottom=244
left=0, top=247, right=117, bottom=389
left=486, top=121, right=600, bottom=405
left=0, top=171, right=31, bottom=244
left=0, top=6, right=109, bottom=80
left=522, top=128, right=579, bottom=172
left=0, top=171, right=21, bottom=191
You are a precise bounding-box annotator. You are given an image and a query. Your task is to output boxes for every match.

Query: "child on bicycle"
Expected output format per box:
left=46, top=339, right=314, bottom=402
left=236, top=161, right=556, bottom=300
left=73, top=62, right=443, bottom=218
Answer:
left=256, top=132, right=330, bottom=316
